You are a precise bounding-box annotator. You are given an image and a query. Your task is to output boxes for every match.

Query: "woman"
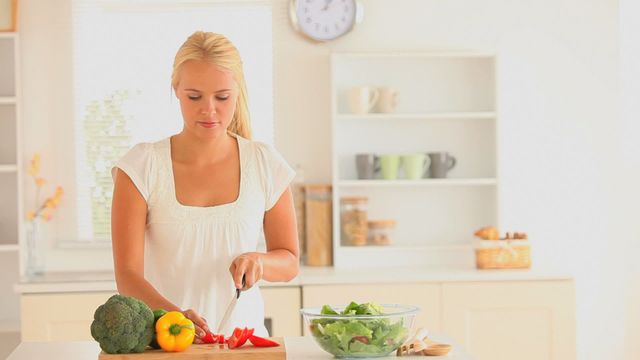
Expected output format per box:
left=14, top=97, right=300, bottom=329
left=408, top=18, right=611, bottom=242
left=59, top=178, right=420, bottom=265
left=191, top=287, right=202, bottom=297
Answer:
left=110, top=31, right=299, bottom=342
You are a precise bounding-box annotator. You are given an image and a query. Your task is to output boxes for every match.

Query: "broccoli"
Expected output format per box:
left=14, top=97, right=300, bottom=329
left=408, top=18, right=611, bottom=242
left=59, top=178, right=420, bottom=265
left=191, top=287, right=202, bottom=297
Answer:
left=90, top=294, right=155, bottom=354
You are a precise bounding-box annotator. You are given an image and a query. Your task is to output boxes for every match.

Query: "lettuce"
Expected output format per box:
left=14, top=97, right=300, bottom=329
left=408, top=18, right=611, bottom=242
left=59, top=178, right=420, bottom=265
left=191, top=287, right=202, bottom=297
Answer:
left=310, top=302, right=408, bottom=357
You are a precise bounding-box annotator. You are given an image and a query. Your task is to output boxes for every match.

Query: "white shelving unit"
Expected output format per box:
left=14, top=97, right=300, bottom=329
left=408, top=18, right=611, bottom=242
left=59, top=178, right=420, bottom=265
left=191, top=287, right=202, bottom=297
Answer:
left=330, top=51, right=499, bottom=268
left=0, top=31, right=23, bottom=335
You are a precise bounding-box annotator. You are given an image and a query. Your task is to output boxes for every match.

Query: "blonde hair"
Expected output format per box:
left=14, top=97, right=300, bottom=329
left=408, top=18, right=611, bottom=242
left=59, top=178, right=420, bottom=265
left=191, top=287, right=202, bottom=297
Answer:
left=171, top=31, right=252, bottom=139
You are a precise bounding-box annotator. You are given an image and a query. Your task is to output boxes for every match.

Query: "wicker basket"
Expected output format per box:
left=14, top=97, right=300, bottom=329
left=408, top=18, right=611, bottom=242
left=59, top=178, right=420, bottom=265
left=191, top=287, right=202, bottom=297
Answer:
left=475, top=240, right=531, bottom=269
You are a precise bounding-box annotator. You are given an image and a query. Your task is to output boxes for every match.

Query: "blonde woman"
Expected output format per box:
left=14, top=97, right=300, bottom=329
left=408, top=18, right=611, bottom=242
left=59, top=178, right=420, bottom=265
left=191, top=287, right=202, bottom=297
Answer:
left=110, top=31, right=299, bottom=341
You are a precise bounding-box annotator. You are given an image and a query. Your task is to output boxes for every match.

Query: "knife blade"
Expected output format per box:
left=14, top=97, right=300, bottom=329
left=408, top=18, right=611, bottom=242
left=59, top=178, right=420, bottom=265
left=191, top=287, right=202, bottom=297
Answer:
left=216, top=276, right=245, bottom=333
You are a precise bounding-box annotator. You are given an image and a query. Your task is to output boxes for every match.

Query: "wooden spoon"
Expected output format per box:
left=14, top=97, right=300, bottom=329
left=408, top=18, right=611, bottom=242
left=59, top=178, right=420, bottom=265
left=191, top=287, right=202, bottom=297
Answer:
left=422, top=337, right=452, bottom=356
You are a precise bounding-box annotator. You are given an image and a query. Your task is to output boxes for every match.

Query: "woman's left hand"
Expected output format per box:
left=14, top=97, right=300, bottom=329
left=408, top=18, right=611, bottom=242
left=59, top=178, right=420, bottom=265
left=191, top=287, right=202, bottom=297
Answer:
left=229, top=253, right=264, bottom=290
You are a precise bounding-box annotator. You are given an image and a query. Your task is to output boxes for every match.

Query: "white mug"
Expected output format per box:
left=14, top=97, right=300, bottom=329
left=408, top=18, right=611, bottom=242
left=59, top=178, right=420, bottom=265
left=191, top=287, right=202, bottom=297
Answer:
left=348, top=86, right=379, bottom=114
left=375, top=87, right=399, bottom=113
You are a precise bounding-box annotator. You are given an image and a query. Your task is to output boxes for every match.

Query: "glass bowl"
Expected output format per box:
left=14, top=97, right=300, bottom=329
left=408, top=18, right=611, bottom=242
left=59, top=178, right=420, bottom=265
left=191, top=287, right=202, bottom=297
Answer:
left=300, top=303, right=419, bottom=358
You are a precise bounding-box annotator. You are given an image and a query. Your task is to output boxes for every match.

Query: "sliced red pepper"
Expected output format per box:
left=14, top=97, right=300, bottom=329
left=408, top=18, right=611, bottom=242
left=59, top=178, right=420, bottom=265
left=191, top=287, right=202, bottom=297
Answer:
left=227, top=327, right=254, bottom=349
left=201, top=331, right=216, bottom=344
left=217, top=334, right=226, bottom=344
left=248, top=335, right=279, bottom=347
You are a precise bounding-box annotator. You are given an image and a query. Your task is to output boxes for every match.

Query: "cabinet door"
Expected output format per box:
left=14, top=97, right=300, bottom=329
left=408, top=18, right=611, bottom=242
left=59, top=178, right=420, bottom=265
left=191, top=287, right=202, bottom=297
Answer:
left=261, top=286, right=301, bottom=336
left=442, top=280, right=576, bottom=360
left=302, top=283, right=441, bottom=333
left=21, top=292, right=115, bottom=341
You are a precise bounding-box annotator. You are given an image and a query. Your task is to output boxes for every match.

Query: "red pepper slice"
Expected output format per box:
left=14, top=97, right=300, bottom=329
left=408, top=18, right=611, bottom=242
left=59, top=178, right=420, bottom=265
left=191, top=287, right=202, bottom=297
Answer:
left=227, top=327, right=254, bottom=349
left=201, top=331, right=216, bottom=344
left=217, top=334, right=226, bottom=344
left=248, top=335, right=279, bottom=347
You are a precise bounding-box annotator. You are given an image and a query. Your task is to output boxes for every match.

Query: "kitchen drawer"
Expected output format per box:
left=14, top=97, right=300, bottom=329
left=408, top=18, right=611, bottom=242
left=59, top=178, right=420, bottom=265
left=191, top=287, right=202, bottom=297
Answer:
left=442, top=280, right=576, bottom=360
left=21, top=292, right=116, bottom=341
left=261, top=286, right=302, bottom=336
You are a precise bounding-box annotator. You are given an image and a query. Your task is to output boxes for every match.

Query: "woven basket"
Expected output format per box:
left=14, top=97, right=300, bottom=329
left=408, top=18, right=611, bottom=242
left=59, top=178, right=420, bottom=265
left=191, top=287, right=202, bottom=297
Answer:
left=475, top=240, right=531, bottom=269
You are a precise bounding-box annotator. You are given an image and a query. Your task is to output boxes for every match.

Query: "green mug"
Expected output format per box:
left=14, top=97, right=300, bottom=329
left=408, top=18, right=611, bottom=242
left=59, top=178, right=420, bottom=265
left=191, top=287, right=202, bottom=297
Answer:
left=379, top=154, right=400, bottom=180
left=401, top=154, right=430, bottom=180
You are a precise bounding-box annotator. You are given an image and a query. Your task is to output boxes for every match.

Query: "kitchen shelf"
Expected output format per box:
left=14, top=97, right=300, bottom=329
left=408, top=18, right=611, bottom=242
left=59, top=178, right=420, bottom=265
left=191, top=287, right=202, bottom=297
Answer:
left=336, top=112, right=496, bottom=121
left=0, top=244, right=19, bottom=252
left=0, top=164, right=17, bottom=173
left=0, top=32, right=17, bottom=39
left=337, top=178, right=497, bottom=187
left=336, top=244, right=475, bottom=269
left=0, top=96, right=17, bottom=104
left=0, top=29, right=23, bottom=329
left=340, top=244, right=473, bottom=252
left=330, top=51, right=498, bottom=268
left=334, top=51, right=495, bottom=59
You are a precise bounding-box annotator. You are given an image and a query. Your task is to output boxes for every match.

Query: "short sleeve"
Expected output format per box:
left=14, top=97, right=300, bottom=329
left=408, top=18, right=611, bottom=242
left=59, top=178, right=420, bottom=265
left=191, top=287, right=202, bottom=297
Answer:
left=111, top=143, right=154, bottom=202
left=255, top=142, right=296, bottom=210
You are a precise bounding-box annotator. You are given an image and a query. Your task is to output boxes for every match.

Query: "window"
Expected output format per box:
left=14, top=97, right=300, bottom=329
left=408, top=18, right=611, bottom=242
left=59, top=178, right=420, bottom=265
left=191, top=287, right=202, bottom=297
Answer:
left=70, top=0, right=273, bottom=241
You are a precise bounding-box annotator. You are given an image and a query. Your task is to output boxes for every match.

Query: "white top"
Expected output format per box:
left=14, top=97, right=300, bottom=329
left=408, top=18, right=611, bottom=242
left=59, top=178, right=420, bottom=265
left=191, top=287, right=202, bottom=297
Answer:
left=111, top=134, right=295, bottom=337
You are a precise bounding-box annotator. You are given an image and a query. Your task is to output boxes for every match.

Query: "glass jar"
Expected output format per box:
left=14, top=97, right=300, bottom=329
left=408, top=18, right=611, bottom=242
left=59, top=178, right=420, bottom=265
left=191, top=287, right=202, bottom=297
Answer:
left=304, top=184, right=333, bottom=266
left=340, top=197, right=368, bottom=246
left=367, top=220, right=396, bottom=246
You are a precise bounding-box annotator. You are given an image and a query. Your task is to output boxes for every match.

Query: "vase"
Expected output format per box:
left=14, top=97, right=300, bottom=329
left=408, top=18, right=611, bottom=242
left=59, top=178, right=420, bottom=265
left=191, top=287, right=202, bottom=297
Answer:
left=25, top=218, right=46, bottom=276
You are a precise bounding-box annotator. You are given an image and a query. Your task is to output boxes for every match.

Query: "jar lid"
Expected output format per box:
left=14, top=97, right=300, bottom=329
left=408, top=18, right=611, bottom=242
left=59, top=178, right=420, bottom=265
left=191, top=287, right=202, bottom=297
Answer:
left=340, top=196, right=368, bottom=203
left=367, top=220, right=396, bottom=227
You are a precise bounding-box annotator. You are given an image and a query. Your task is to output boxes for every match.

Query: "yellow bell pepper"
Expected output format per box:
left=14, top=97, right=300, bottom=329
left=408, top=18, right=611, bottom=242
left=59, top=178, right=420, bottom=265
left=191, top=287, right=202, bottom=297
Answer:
left=155, top=311, right=195, bottom=352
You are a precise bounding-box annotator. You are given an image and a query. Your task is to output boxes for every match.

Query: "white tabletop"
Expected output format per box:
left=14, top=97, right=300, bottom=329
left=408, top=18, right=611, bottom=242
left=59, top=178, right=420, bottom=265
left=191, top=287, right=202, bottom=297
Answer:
left=7, top=336, right=474, bottom=360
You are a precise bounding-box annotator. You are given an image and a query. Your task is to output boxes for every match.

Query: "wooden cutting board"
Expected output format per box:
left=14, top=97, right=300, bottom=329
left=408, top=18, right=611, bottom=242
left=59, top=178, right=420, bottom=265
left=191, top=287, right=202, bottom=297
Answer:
left=98, top=338, right=285, bottom=360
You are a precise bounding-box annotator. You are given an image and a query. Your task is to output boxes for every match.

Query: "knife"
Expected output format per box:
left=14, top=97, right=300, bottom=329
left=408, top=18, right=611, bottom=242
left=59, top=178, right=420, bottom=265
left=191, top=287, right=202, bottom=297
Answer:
left=216, top=275, right=245, bottom=334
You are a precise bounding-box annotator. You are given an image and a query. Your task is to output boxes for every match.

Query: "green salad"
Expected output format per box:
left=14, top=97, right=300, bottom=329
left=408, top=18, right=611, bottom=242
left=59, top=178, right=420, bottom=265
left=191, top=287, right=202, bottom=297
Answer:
left=309, top=301, right=408, bottom=357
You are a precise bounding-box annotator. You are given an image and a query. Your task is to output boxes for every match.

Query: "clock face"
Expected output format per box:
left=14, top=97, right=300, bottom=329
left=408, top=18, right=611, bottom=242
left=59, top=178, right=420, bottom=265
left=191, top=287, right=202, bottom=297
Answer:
left=291, top=0, right=358, bottom=41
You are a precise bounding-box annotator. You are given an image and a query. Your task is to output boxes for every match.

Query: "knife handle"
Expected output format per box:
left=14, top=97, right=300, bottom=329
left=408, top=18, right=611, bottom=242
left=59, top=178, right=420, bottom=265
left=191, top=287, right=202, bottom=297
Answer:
left=236, top=275, right=246, bottom=298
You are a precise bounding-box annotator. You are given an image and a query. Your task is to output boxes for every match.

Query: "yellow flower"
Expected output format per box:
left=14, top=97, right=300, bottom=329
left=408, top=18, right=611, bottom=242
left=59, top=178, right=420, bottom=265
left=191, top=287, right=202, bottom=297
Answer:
left=40, top=211, right=52, bottom=221
left=26, top=211, right=35, bottom=220
left=29, top=154, right=41, bottom=177
left=45, top=199, right=56, bottom=209
left=35, top=177, right=47, bottom=187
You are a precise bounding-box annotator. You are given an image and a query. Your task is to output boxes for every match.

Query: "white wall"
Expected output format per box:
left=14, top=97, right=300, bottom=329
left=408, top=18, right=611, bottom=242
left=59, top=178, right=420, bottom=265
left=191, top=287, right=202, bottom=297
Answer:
left=620, top=1, right=640, bottom=359
left=14, top=0, right=633, bottom=359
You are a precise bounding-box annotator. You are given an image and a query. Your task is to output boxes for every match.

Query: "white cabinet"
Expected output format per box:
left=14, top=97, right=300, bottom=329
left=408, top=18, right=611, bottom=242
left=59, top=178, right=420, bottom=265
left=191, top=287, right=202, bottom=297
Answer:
left=0, top=31, right=22, bottom=335
left=442, top=280, right=576, bottom=360
left=330, top=52, right=498, bottom=268
left=20, top=292, right=115, bottom=341
left=261, top=286, right=302, bottom=336
left=300, top=280, right=575, bottom=360
left=20, top=288, right=303, bottom=341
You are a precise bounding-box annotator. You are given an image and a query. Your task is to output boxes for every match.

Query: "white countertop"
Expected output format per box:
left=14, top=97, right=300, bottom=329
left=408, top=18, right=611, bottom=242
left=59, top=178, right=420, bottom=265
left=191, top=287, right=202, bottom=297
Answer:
left=14, top=265, right=573, bottom=294
left=7, top=336, right=474, bottom=360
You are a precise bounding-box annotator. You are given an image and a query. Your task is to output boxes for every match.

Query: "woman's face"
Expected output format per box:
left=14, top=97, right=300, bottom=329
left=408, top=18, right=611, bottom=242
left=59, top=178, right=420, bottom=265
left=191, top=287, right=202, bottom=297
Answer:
left=174, top=60, right=239, bottom=139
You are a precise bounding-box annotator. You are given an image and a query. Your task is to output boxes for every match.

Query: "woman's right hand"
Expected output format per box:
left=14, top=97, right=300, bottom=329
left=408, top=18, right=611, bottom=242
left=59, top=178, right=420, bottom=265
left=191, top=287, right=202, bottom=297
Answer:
left=181, top=308, right=210, bottom=344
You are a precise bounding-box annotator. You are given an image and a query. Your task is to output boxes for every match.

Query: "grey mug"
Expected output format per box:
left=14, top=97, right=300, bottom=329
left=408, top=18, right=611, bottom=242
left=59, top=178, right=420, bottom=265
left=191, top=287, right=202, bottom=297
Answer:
left=355, top=153, right=380, bottom=180
left=427, top=152, right=457, bottom=178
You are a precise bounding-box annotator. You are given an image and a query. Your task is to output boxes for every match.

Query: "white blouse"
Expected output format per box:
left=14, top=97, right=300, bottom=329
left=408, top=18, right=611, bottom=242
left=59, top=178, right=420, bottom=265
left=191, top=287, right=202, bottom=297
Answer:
left=111, top=134, right=295, bottom=336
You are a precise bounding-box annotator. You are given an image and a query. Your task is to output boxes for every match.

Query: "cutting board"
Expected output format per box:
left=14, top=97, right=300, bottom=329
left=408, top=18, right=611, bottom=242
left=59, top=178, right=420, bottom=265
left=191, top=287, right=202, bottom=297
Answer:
left=98, top=338, right=285, bottom=360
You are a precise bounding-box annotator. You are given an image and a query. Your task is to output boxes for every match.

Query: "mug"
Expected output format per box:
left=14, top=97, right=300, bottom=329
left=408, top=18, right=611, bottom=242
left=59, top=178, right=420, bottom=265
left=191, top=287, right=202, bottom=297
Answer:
left=355, top=154, right=380, bottom=180
left=374, top=87, right=399, bottom=113
left=348, top=86, right=379, bottom=114
left=427, top=152, right=457, bottom=178
left=401, top=154, right=430, bottom=180
left=379, top=154, right=401, bottom=180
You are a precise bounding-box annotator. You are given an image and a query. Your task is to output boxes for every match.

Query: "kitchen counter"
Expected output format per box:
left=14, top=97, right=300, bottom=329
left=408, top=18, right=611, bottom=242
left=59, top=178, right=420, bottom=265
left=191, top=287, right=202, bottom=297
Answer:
left=14, top=266, right=573, bottom=294
left=7, top=336, right=474, bottom=359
